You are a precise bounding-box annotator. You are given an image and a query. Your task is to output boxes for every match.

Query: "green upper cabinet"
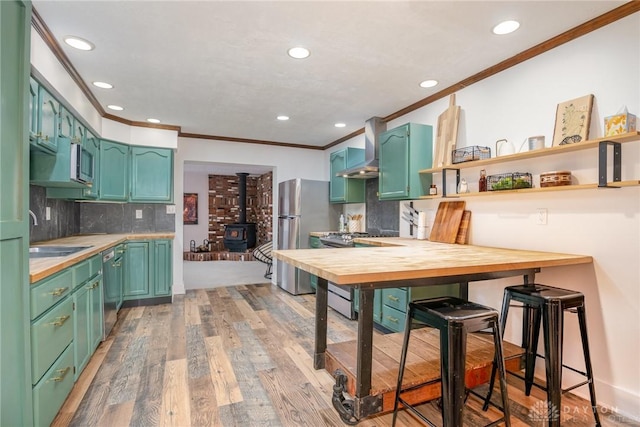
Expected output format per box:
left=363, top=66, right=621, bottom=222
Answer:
left=59, top=105, right=74, bottom=140
left=32, top=85, right=59, bottom=154
left=130, top=146, right=173, bottom=202
left=329, top=147, right=365, bottom=204
left=99, top=139, right=129, bottom=201
left=378, top=123, right=433, bottom=200
left=73, top=121, right=86, bottom=145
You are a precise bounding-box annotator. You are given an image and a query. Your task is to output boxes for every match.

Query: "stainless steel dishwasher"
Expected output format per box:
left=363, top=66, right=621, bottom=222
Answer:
left=102, top=245, right=124, bottom=339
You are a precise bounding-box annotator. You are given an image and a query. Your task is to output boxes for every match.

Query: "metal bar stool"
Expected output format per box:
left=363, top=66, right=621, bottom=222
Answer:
left=392, top=296, right=511, bottom=427
left=484, top=284, right=600, bottom=427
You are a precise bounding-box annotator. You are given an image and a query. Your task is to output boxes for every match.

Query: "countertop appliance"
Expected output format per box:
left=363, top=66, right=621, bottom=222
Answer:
left=317, top=231, right=397, bottom=319
left=101, top=245, right=124, bottom=339
left=277, top=179, right=337, bottom=295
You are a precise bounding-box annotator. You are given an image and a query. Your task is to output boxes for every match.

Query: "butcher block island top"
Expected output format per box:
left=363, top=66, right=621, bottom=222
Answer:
left=273, top=238, right=594, bottom=421
left=273, top=238, right=593, bottom=286
left=29, top=232, right=175, bottom=283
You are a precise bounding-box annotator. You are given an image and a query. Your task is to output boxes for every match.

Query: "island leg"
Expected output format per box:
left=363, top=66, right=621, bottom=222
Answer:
left=314, top=276, right=328, bottom=369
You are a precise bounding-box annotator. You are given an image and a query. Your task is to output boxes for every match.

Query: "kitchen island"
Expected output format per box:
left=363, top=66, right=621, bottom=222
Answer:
left=273, top=238, right=593, bottom=424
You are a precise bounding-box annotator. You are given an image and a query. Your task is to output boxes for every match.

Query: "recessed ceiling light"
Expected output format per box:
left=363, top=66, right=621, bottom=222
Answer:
left=287, top=47, right=310, bottom=59
left=334, top=123, right=346, bottom=128
left=419, top=79, right=438, bottom=88
left=63, top=36, right=95, bottom=51
left=107, top=105, right=124, bottom=111
left=147, top=118, right=160, bottom=124
left=492, top=20, right=520, bottom=35
left=92, top=81, right=113, bottom=89
left=277, top=115, right=290, bottom=121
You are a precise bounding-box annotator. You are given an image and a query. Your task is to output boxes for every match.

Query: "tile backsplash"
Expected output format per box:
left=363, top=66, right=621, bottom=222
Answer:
left=29, top=185, right=175, bottom=243
left=365, top=178, right=399, bottom=236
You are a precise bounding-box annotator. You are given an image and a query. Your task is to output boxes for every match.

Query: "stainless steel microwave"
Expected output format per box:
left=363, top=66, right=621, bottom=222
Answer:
left=70, top=143, right=94, bottom=184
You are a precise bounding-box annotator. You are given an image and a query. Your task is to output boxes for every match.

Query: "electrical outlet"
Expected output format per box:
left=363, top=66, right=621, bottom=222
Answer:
left=136, top=209, right=143, bottom=219
left=45, top=207, right=51, bottom=221
left=166, top=205, right=176, bottom=214
left=536, top=208, right=548, bottom=225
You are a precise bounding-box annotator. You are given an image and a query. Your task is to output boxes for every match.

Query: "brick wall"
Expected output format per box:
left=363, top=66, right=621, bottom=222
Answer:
left=207, top=172, right=272, bottom=250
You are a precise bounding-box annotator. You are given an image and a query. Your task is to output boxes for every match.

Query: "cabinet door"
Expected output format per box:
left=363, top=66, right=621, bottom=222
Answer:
left=89, top=278, right=103, bottom=352
left=99, top=140, right=129, bottom=201
left=124, top=241, right=151, bottom=298
left=73, top=284, right=90, bottom=380
left=353, top=289, right=383, bottom=323
left=59, top=106, right=74, bottom=139
left=329, top=150, right=347, bottom=202
left=130, top=147, right=173, bottom=202
left=36, top=86, right=59, bottom=153
left=153, top=240, right=172, bottom=296
left=83, top=133, right=100, bottom=198
left=379, top=125, right=410, bottom=200
left=29, top=77, right=39, bottom=142
left=73, top=121, right=86, bottom=145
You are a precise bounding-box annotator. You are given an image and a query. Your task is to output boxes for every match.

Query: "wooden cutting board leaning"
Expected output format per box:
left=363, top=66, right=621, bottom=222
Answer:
left=455, top=210, right=472, bottom=244
left=433, top=94, right=461, bottom=168
left=429, top=201, right=466, bottom=243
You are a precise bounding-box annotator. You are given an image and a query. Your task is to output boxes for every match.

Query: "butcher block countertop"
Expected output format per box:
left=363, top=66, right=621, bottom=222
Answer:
left=29, top=232, right=175, bottom=283
left=273, top=238, right=593, bottom=286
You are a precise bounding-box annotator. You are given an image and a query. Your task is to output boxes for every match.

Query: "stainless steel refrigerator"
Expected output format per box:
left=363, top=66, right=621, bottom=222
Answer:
left=277, top=178, right=337, bottom=295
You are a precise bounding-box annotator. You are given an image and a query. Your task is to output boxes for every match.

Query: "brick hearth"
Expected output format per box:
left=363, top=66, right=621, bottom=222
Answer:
left=183, top=250, right=255, bottom=262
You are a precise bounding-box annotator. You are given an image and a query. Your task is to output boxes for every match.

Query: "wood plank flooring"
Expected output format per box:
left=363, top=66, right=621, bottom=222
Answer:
left=53, top=284, right=635, bottom=426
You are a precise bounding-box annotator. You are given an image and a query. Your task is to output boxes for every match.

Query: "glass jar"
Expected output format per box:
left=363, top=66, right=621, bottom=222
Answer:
left=429, top=184, right=437, bottom=195
left=479, top=169, right=487, bottom=192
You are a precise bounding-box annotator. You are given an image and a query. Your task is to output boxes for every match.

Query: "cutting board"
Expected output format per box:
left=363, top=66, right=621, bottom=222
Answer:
left=433, top=94, right=461, bottom=168
left=455, top=210, right=472, bottom=245
left=429, top=201, right=466, bottom=243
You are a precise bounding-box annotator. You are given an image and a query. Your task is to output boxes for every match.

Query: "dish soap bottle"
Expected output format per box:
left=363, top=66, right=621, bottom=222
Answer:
left=339, top=214, right=345, bottom=232
left=479, top=169, right=487, bottom=192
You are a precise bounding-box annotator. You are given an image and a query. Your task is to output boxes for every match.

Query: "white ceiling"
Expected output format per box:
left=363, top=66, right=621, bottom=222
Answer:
left=33, top=1, right=626, bottom=149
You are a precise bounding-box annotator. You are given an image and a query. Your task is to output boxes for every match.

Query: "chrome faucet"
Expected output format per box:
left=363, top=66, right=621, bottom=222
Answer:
left=29, top=210, right=38, bottom=226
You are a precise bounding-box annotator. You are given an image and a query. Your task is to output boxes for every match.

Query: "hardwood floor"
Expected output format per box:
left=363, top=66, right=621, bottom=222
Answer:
left=52, top=284, right=635, bottom=426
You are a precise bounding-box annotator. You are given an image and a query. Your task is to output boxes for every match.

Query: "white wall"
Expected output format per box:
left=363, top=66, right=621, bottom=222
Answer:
left=182, top=170, right=211, bottom=251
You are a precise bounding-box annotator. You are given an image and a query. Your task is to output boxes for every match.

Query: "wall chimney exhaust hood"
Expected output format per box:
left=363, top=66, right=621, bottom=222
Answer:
left=337, top=117, right=387, bottom=179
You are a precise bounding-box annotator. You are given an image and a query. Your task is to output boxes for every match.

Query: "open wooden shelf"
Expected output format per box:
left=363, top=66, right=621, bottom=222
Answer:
left=418, top=131, right=640, bottom=174
left=419, top=179, right=640, bottom=199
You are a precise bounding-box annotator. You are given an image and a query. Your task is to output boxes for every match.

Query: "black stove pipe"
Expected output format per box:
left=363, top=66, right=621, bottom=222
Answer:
left=237, top=172, right=248, bottom=224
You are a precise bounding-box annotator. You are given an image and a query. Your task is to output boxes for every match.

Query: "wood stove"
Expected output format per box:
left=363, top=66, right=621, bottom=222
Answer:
left=223, top=173, right=257, bottom=252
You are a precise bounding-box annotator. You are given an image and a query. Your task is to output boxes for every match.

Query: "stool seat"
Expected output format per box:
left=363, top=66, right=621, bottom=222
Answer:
left=393, top=296, right=511, bottom=427
left=485, top=283, right=600, bottom=427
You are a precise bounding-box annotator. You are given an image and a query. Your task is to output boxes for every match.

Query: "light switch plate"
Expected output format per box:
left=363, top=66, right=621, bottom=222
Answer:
left=136, top=209, right=143, bottom=219
left=166, top=205, right=176, bottom=214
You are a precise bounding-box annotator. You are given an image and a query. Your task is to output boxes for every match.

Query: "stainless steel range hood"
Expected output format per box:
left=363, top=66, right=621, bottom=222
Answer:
left=337, top=117, right=386, bottom=179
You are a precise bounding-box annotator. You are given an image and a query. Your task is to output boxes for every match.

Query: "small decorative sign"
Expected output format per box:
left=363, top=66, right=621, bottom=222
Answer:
left=183, top=193, right=198, bottom=224
left=552, top=94, right=594, bottom=146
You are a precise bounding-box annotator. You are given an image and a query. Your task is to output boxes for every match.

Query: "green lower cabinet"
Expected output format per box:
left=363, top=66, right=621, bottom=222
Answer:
left=32, top=344, right=74, bottom=427
left=308, top=236, right=323, bottom=290
left=353, top=289, right=384, bottom=324
left=73, top=274, right=103, bottom=380
left=124, top=239, right=173, bottom=301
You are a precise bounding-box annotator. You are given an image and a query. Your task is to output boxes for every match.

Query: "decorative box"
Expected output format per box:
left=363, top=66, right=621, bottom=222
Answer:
left=540, top=171, right=572, bottom=187
left=451, top=146, right=491, bottom=164
left=604, top=112, right=636, bottom=136
left=487, top=172, right=532, bottom=191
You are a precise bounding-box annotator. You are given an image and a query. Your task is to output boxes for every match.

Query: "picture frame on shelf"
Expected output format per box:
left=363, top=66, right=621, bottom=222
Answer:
left=183, top=193, right=198, bottom=224
left=552, top=94, right=594, bottom=146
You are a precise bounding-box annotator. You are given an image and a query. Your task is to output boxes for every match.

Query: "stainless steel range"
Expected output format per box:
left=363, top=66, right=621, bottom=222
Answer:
left=317, top=231, right=397, bottom=319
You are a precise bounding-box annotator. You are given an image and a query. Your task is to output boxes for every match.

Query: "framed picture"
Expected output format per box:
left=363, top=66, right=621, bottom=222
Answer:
left=183, top=193, right=198, bottom=224
left=552, top=94, right=594, bottom=146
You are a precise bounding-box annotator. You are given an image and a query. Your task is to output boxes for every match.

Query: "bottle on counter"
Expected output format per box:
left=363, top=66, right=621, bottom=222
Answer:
left=339, top=214, right=345, bottom=232
left=479, top=169, right=487, bottom=192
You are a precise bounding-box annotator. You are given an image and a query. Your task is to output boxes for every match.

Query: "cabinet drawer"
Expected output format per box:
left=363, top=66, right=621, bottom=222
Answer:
left=30, top=269, right=73, bottom=320
left=381, top=305, right=406, bottom=333
left=31, top=297, right=73, bottom=384
left=89, top=254, right=102, bottom=276
left=32, top=343, right=74, bottom=427
left=73, top=259, right=91, bottom=289
left=382, top=288, right=407, bottom=312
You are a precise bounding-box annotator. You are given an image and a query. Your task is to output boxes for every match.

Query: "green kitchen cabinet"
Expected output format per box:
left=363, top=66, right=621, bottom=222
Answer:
left=378, top=123, right=433, bottom=200
left=130, top=146, right=174, bottom=202
left=32, top=344, right=74, bottom=427
left=1, top=2, right=33, bottom=425
left=72, top=260, right=103, bottom=381
left=124, top=240, right=151, bottom=298
left=30, top=136, right=89, bottom=188
left=308, top=235, right=324, bottom=290
left=33, top=85, right=60, bottom=154
left=153, top=239, right=173, bottom=296
left=124, top=239, right=173, bottom=302
left=99, top=139, right=129, bottom=201
left=59, top=105, right=74, bottom=140
left=329, top=147, right=366, bottom=204
left=29, top=77, right=39, bottom=143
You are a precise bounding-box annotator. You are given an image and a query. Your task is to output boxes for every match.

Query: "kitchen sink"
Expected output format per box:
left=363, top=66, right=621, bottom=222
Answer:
left=29, top=245, right=92, bottom=258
